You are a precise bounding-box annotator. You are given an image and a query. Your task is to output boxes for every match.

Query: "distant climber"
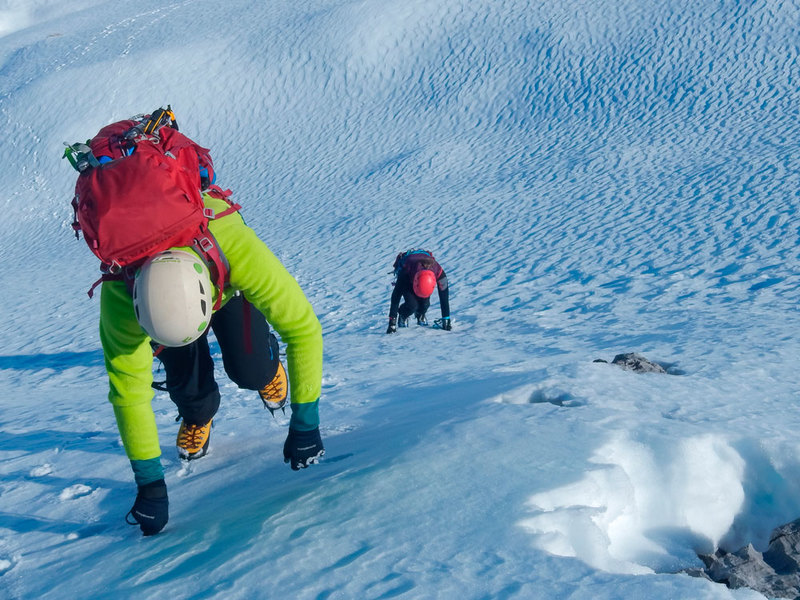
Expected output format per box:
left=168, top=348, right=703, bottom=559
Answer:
left=386, top=249, right=451, bottom=333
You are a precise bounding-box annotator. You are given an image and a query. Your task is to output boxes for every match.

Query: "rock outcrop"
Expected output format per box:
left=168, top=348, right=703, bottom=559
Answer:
left=593, top=352, right=667, bottom=374
left=687, top=519, right=800, bottom=600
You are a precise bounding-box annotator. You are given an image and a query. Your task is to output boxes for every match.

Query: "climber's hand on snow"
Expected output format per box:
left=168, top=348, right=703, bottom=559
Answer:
left=126, top=479, right=169, bottom=536
left=283, top=427, right=325, bottom=470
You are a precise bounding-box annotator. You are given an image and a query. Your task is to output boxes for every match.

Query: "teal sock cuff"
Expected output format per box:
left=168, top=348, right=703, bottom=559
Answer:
left=290, top=399, right=319, bottom=431
left=131, top=457, right=164, bottom=486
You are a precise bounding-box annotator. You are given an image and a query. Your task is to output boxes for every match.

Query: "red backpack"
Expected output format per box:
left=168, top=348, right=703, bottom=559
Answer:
left=66, top=107, right=239, bottom=309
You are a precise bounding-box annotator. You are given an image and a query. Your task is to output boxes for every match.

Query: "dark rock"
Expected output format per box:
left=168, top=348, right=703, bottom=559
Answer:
left=764, top=519, right=800, bottom=575
left=690, top=519, right=800, bottom=599
left=611, top=353, right=666, bottom=373
left=593, top=352, right=668, bottom=373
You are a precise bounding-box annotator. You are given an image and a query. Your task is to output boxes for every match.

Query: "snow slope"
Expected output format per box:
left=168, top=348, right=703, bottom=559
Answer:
left=1, top=0, right=799, bottom=598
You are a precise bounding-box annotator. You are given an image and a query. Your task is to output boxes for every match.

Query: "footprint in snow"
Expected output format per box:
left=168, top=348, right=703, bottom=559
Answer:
left=59, top=484, right=94, bottom=500
left=0, top=557, right=15, bottom=575
left=29, top=463, right=53, bottom=477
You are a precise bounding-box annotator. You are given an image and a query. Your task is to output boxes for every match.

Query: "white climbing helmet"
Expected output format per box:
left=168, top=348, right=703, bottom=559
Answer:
left=132, top=249, right=213, bottom=347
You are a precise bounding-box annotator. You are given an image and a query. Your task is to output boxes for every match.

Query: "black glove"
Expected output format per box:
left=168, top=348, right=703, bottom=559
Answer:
left=284, top=427, right=325, bottom=470
left=126, top=479, right=169, bottom=536
left=441, top=317, right=452, bottom=331
left=386, top=317, right=397, bottom=334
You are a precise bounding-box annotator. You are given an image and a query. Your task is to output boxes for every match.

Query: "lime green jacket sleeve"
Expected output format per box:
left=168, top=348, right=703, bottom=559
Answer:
left=99, top=280, right=161, bottom=461
left=209, top=200, right=323, bottom=429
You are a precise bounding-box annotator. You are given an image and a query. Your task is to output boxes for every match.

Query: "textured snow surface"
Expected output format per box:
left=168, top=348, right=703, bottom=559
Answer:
left=1, top=0, right=798, bottom=598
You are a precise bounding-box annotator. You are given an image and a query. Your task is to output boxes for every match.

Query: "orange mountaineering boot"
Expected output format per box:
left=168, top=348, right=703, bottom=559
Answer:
left=176, top=419, right=212, bottom=460
left=259, top=361, right=288, bottom=415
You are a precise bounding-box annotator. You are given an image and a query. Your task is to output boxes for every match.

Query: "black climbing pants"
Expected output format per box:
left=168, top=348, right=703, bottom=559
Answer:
left=398, top=292, right=430, bottom=320
left=156, top=294, right=280, bottom=425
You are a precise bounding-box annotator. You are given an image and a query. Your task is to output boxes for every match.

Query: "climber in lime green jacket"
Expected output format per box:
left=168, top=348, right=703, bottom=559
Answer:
left=100, top=192, right=323, bottom=536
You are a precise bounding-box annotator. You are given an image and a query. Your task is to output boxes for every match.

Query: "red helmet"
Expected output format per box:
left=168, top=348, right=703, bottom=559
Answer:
left=413, top=269, right=437, bottom=298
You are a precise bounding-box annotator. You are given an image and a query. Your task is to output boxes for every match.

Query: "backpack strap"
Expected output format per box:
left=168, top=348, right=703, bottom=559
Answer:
left=86, top=264, right=139, bottom=299
left=87, top=274, right=114, bottom=299
left=203, top=185, right=241, bottom=218
left=192, top=230, right=230, bottom=311
left=197, top=188, right=240, bottom=310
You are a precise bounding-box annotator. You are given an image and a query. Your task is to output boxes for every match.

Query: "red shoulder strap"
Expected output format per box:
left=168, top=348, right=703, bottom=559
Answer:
left=204, top=185, right=241, bottom=218
left=193, top=231, right=229, bottom=311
